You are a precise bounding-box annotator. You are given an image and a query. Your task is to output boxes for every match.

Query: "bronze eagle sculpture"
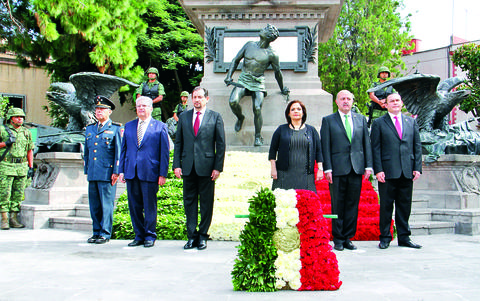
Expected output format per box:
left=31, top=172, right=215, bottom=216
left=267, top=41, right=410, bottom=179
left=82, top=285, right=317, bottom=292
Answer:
left=46, top=72, right=138, bottom=131
left=367, top=73, right=470, bottom=132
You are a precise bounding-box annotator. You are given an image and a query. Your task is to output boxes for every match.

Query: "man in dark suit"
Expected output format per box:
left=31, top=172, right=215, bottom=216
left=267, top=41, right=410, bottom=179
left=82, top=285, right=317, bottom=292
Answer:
left=371, top=93, right=422, bottom=249
left=84, top=96, right=122, bottom=244
left=119, top=96, right=170, bottom=248
left=321, top=90, right=373, bottom=251
left=173, top=86, right=225, bottom=250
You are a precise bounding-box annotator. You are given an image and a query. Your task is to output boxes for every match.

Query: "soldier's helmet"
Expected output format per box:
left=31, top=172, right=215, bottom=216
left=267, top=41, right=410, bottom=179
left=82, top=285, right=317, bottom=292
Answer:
left=146, top=67, right=159, bottom=77
left=180, top=91, right=189, bottom=97
left=6, top=107, right=26, bottom=120
left=377, top=66, right=391, bottom=78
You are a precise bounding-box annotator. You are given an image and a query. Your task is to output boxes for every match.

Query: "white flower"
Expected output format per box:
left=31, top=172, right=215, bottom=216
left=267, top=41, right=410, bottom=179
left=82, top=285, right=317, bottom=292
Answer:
left=274, top=249, right=302, bottom=290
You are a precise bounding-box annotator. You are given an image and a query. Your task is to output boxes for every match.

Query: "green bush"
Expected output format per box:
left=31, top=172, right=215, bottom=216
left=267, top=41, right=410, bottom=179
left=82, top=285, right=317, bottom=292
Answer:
left=111, top=152, right=188, bottom=240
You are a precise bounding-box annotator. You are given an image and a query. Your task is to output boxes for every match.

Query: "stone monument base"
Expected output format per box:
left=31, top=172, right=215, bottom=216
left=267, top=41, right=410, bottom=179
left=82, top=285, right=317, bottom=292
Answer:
left=20, top=152, right=88, bottom=229
left=413, top=155, right=480, bottom=235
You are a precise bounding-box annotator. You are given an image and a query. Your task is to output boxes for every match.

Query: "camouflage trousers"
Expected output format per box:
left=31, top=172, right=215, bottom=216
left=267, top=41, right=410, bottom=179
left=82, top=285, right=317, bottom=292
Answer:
left=0, top=174, right=27, bottom=212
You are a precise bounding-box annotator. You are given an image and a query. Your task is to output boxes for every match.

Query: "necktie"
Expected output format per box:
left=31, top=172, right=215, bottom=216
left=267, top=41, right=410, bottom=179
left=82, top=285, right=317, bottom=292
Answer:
left=344, top=114, right=352, bottom=142
left=194, top=112, right=201, bottom=136
left=137, top=120, right=145, bottom=145
left=98, top=123, right=103, bottom=131
left=394, top=116, right=402, bottom=139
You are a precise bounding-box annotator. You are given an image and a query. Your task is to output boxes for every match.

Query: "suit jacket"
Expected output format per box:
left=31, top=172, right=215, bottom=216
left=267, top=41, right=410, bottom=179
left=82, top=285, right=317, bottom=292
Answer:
left=173, top=109, right=225, bottom=177
left=84, top=119, right=122, bottom=182
left=371, top=113, right=422, bottom=179
left=268, top=124, right=322, bottom=174
left=321, top=111, right=373, bottom=176
left=119, top=118, right=170, bottom=182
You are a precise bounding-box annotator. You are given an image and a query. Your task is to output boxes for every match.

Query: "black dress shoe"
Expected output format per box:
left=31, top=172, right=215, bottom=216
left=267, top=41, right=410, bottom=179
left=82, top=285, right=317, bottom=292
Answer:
left=379, top=241, right=390, bottom=249
left=128, top=240, right=144, bottom=247
left=87, top=235, right=100, bottom=243
left=184, top=239, right=198, bottom=250
left=333, top=243, right=344, bottom=251
left=398, top=240, right=422, bottom=249
left=343, top=240, right=357, bottom=250
left=197, top=239, right=207, bottom=250
left=95, top=236, right=110, bottom=244
left=144, top=240, right=155, bottom=248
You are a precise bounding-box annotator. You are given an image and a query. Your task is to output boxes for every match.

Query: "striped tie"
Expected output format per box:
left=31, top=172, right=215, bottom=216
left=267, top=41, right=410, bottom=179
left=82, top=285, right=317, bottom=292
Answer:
left=137, top=120, right=145, bottom=145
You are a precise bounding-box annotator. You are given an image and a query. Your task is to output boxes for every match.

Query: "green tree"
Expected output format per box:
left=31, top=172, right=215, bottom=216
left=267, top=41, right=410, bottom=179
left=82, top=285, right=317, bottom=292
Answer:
left=452, top=43, right=480, bottom=120
left=135, top=0, right=204, bottom=118
left=0, top=95, right=10, bottom=122
left=317, top=0, right=412, bottom=113
left=1, top=0, right=151, bottom=81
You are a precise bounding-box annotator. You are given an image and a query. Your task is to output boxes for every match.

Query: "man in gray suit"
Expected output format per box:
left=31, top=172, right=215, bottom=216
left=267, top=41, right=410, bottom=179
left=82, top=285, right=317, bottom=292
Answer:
left=371, top=93, right=422, bottom=249
left=173, top=87, right=226, bottom=250
left=321, top=90, right=373, bottom=251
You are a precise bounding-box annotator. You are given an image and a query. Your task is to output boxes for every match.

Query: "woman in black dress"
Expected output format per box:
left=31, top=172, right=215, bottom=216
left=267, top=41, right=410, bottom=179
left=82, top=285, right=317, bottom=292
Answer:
left=269, top=100, right=323, bottom=192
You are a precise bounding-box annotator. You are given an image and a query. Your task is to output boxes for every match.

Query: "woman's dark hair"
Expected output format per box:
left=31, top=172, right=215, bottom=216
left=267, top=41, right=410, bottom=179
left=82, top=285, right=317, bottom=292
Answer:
left=285, top=100, right=307, bottom=126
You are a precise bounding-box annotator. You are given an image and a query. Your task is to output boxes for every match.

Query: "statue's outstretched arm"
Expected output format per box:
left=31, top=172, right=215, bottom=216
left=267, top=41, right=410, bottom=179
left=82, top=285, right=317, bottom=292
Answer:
left=271, top=54, right=289, bottom=95
left=225, top=44, right=247, bottom=85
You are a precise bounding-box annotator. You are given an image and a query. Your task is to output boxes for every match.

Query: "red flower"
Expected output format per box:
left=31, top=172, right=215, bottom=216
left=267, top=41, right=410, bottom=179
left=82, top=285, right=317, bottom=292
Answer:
left=295, top=189, right=342, bottom=291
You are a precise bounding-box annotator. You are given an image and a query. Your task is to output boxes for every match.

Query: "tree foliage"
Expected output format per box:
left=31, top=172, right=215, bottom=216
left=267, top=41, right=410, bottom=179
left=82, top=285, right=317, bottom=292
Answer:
left=135, top=0, right=204, bottom=118
left=1, top=0, right=205, bottom=122
left=452, top=43, right=480, bottom=116
left=317, top=0, right=412, bottom=113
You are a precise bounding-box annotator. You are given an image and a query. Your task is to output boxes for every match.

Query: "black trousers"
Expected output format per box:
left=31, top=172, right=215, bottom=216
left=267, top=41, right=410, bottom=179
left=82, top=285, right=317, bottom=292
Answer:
left=329, top=170, right=362, bottom=244
left=182, top=168, right=215, bottom=240
left=378, top=175, right=413, bottom=243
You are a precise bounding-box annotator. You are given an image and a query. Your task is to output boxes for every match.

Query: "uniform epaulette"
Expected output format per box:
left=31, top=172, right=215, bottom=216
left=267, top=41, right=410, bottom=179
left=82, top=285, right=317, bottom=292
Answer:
left=86, top=122, right=97, bottom=128
left=112, top=121, right=123, bottom=127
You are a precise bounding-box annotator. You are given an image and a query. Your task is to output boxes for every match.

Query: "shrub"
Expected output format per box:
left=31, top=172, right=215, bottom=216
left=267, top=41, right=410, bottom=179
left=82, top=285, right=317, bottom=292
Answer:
left=111, top=151, right=188, bottom=240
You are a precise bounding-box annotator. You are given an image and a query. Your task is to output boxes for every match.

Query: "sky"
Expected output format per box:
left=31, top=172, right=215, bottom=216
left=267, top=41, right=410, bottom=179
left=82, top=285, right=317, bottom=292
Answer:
left=401, top=0, right=480, bottom=51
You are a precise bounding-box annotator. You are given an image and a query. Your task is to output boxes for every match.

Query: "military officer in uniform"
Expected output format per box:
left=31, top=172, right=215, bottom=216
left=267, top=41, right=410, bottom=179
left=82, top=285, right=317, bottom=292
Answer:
left=136, top=67, right=166, bottom=121
left=0, top=107, right=34, bottom=230
left=84, top=96, right=123, bottom=244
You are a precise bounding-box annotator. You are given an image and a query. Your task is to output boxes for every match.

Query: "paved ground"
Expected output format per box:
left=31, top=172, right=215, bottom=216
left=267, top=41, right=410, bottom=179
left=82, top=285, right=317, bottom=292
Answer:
left=1, top=229, right=479, bottom=301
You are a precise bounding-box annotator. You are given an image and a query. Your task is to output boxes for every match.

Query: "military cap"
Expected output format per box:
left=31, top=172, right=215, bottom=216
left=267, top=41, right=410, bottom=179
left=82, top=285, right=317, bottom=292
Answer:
left=95, top=95, right=115, bottom=110
left=146, top=67, right=159, bottom=76
left=377, top=66, right=391, bottom=78
left=180, top=91, right=189, bottom=97
left=6, top=107, right=26, bottom=120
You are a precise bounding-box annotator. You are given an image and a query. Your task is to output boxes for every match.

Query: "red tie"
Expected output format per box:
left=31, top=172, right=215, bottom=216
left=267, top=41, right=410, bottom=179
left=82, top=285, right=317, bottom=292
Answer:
left=394, top=116, right=402, bottom=139
left=194, top=111, right=201, bottom=136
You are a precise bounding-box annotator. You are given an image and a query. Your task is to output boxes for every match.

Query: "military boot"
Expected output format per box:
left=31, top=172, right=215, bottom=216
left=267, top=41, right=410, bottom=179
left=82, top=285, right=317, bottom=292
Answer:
left=1, top=212, right=9, bottom=230
left=9, top=212, right=25, bottom=228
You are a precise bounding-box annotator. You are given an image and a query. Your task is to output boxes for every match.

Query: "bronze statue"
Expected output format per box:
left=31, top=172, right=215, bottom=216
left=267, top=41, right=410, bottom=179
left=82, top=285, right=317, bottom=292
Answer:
left=37, top=72, right=138, bottom=153
left=368, top=73, right=477, bottom=162
left=224, top=24, right=289, bottom=146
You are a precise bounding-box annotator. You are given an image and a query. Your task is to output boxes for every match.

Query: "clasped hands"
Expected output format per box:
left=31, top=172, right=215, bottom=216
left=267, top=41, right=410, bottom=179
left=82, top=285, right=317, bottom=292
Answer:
left=174, top=168, right=220, bottom=181
left=117, top=173, right=167, bottom=186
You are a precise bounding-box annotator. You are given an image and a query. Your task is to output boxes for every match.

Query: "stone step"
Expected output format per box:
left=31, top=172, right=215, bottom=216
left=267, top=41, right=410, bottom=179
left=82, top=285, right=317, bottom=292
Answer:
left=74, top=204, right=90, bottom=218
left=410, top=208, right=432, bottom=222
left=410, top=221, right=455, bottom=236
left=412, top=198, right=429, bottom=209
left=49, top=216, right=91, bottom=232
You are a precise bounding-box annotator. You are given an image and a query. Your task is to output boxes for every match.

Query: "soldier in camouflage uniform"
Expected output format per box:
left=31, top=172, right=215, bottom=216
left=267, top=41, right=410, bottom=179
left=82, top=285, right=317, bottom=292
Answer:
left=135, top=67, right=166, bottom=121
left=367, top=66, right=395, bottom=127
left=0, top=108, right=34, bottom=230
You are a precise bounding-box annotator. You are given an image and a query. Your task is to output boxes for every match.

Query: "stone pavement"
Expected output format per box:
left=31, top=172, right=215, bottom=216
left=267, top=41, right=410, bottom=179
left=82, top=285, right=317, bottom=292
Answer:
left=1, top=229, right=480, bottom=301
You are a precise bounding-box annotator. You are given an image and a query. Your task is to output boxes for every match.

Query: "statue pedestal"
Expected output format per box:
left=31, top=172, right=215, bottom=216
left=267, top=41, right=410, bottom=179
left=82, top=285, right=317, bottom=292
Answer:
left=21, top=152, right=88, bottom=229
left=412, top=155, right=480, bottom=235
left=179, top=0, right=344, bottom=146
